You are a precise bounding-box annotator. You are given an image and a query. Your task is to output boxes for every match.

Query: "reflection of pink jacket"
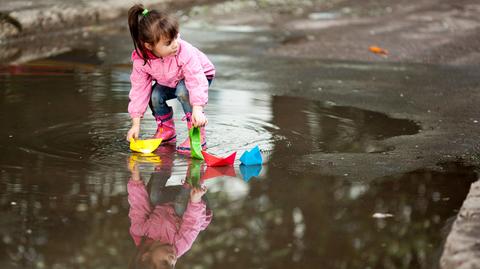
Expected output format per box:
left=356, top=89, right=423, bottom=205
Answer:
left=127, top=180, right=212, bottom=257
left=128, top=37, right=216, bottom=118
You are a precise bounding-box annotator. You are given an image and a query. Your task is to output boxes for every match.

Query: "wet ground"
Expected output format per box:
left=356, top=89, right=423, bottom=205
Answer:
left=1, top=24, right=480, bottom=268
left=183, top=0, right=480, bottom=65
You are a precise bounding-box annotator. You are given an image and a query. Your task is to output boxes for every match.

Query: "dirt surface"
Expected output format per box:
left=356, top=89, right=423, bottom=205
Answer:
left=2, top=0, right=480, bottom=65
left=186, top=0, right=480, bottom=65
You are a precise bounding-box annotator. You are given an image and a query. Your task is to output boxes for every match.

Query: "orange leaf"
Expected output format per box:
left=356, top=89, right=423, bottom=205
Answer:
left=369, top=46, right=388, bottom=55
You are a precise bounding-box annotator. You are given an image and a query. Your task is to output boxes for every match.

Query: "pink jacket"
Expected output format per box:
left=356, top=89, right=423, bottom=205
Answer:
left=127, top=180, right=212, bottom=257
left=128, top=37, right=216, bottom=118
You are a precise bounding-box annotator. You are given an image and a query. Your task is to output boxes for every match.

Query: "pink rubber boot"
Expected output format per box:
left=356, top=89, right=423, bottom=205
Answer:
left=177, top=112, right=207, bottom=154
left=154, top=111, right=177, bottom=144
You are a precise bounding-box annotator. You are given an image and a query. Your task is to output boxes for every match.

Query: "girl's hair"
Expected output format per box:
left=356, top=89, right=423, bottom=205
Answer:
left=129, top=238, right=175, bottom=269
left=127, top=4, right=179, bottom=65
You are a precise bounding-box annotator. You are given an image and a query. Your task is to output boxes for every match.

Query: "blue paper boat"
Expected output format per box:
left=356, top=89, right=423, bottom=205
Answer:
left=240, top=164, right=262, bottom=182
left=240, top=145, right=263, bottom=165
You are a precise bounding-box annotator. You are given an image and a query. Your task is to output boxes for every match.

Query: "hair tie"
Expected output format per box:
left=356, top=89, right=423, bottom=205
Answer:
left=142, top=9, right=149, bottom=16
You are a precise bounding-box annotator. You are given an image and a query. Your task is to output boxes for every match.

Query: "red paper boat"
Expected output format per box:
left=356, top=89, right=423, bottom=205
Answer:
left=201, top=166, right=237, bottom=180
left=201, top=151, right=236, bottom=167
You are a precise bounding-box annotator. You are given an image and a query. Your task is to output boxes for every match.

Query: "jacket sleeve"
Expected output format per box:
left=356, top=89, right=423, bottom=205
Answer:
left=127, top=180, right=152, bottom=241
left=180, top=48, right=209, bottom=106
left=174, top=200, right=212, bottom=257
left=128, top=60, right=152, bottom=118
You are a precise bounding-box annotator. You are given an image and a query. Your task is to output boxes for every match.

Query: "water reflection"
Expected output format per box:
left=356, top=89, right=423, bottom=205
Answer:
left=239, top=164, right=262, bottom=182
left=127, top=152, right=212, bottom=268
left=0, top=39, right=475, bottom=269
left=267, top=95, right=419, bottom=156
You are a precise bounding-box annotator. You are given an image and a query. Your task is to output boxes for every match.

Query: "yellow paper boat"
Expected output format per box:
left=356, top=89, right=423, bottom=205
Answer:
left=128, top=153, right=162, bottom=171
left=130, top=138, right=162, bottom=154
left=129, top=153, right=162, bottom=164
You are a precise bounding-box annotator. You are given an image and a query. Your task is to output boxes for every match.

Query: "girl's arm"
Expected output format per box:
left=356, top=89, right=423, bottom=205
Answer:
left=126, top=60, right=152, bottom=140
left=182, top=53, right=209, bottom=106
left=127, top=60, right=153, bottom=140
left=127, top=179, right=152, bottom=238
left=182, top=54, right=209, bottom=127
left=179, top=43, right=209, bottom=117
left=129, top=60, right=153, bottom=118
left=174, top=188, right=212, bottom=257
left=174, top=200, right=211, bottom=257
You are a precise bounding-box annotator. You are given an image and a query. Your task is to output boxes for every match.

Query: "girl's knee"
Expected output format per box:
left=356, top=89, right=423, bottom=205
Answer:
left=151, top=86, right=166, bottom=104
left=176, top=90, right=189, bottom=103
left=151, top=94, right=162, bottom=104
left=176, top=82, right=190, bottom=103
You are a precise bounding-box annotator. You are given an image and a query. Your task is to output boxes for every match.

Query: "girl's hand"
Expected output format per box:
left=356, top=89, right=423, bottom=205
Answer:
left=126, top=118, right=141, bottom=141
left=190, top=186, right=207, bottom=203
left=192, top=106, right=208, bottom=127
left=128, top=158, right=141, bottom=181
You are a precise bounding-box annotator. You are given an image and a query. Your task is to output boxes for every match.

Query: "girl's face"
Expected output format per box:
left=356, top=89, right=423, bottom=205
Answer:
left=142, top=242, right=177, bottom=268
left=145, top=36, right=179, bottom=58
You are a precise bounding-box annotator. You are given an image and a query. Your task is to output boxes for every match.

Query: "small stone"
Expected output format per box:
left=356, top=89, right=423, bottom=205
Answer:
left=372, top=213, right=393, bottom=219
left=97, top=51, right=107, bottom=59
left=76, top=203, right=88, bottom=212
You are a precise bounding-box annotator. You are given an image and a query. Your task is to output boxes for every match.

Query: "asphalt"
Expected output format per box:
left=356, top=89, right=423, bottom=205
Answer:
left=0, top=0, right=172, bottom=40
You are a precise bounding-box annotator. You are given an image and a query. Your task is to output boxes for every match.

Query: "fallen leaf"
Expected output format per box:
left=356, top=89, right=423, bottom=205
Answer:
left=369, top=46, right=388, bottom=55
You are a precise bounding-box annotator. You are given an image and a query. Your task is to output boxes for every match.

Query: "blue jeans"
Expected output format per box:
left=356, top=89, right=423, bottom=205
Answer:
left=149, top=79, right=213, bottom=117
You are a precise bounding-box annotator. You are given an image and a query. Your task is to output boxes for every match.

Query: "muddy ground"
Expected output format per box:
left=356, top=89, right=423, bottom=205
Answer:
left=185, top=0, right=480, bottom=65
left=2, top=0, right=480, bottom=65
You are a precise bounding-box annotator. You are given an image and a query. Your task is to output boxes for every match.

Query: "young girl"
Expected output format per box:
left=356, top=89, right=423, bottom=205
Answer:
left=126, top=4, right=215, bottom=154
left=128, top=160, right=212, bottom=269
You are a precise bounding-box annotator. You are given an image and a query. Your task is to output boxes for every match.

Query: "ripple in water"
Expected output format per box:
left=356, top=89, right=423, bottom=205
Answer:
left=16, top=93, right=419, bottom=172
left=1, top=68, right=418, bottom=170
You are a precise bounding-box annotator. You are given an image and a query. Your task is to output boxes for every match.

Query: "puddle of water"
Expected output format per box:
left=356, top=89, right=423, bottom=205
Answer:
left=0, top=152, right=475, bottom=269
left=181, top=162, right=476, bottom=269
left=267, top=95, right=419, bottom=155
left=0, top=32, right=471, bottom=269
left=0, top=57, right=417, bottom=168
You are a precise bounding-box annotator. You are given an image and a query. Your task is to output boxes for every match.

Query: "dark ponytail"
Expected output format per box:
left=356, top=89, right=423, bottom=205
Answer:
left=127, top=4, right=179, bottom=65
left=127, top=4, right=145, bottom=62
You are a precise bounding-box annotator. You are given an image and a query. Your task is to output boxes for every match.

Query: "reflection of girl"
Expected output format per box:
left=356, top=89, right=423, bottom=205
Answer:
left=128, top=163, right=212, bottom=269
